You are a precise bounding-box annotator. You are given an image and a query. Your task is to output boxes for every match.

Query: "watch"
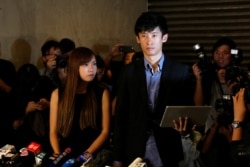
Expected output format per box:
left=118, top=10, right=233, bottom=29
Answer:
left=231, top=121, right=244, bottom=129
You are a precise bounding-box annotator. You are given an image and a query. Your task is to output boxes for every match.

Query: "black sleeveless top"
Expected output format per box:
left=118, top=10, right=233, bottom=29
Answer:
left=59, top=84, right=105, bottom=156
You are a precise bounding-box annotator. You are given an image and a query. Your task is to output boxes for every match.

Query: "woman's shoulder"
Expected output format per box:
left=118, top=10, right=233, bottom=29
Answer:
left=90, top=83, right=109, bottom=101
left=51, top=88, right=59, bottom=96
left=92, top=81, right=108, bottom=90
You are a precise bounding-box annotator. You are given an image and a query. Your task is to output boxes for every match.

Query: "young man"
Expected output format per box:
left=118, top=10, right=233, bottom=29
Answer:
left=39, top=40, right=62, bottom=89
left=112, top=11, right=193, bottom=167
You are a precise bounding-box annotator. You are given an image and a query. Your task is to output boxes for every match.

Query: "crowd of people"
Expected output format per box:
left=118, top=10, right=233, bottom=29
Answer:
left=0, top=11, right=250, bottom=167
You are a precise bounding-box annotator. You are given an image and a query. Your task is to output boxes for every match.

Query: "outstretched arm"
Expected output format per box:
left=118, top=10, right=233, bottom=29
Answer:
left=232, top=88, right=246, bottom=141
left=192, top=63, right=204, bottom=106
left=49, top=88, right=61, bottom=155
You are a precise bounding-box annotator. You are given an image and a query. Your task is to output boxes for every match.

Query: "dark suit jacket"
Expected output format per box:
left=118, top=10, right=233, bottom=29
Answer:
left=113, top=55, right=194, bottom=166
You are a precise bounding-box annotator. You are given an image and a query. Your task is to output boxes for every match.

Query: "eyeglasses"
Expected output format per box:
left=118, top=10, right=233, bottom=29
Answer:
left=45, top=53, right=61, bottom=57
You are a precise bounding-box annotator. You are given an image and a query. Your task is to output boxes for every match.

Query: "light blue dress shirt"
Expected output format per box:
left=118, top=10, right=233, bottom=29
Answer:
left=143, top=55, right=164, bottom=167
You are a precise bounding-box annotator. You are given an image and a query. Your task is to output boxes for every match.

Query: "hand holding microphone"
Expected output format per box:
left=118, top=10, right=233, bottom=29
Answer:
left=61, top=151, right=93, bottom=167
left=49, top=147, right=72, bottom=167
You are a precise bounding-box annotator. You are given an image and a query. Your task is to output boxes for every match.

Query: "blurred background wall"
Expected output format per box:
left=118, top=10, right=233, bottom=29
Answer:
left=148, top=1, right=250, bottom=69
left=0, top=0, right=147, bottom=70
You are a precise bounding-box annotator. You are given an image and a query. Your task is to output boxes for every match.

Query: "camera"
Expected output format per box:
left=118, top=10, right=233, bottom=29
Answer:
left=119, top=46, right=134, bottom=53
left=225, top=65, right=250, bottom=105
left=193, top=44, right=206, bottom=60
left=225, top=48, right=245, bottom=91
left=215, top=95, right=234, bottom=127
left=225, top=49, right=250, bottom=98
left=216, top=48, right=250, bottom=126
left=193, top=44, right=214, bottom=78
left=56, top=55, right=67, bottom=68
left=231, top=48, right=243, bottom=66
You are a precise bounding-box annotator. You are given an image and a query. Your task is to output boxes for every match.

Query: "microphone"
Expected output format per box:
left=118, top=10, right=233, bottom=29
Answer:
left=61, top=158, right=77, bottom=167
left=61, top=152, right=93, bottom=167
left=61, top=156, right=92, bottom=167
left=49, top=147, right=72, bottom=167
left=128, top=157, right=147, bottom=167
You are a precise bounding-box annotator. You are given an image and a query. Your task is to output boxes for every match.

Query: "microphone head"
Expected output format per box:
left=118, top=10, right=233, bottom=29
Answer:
left=61, top=158, right=77, bottom=167
left=64, top=147, right=72, bottom=154
left=50, top=147, right=72, bottom=166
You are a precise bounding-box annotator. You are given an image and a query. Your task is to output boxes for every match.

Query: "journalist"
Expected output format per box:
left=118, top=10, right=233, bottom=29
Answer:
left=192, top=37, right=238, bottom=132
left=193, top=37, right=250, bottom=167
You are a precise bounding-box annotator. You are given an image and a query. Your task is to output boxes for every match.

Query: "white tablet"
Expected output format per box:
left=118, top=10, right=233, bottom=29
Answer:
left=160, top=106, right=212, bottom=128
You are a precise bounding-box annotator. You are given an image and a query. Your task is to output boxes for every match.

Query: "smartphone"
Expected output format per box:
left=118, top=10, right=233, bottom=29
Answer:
left=119, top=46, right=134, bottom=53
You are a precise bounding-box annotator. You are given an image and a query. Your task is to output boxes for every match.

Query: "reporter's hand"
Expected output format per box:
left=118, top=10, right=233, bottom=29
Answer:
left=226, top=79, right=240, bottom=95
left=232, top=88, right=246, bottom=121
left=192, top=63, right=202, bottom=80
left=218, top=125, right=232, bottom=142
left=110, top=44, right=123, bottom=58
left=36, top=98, right=50, bottom=110
left=217, top=68, right=226, bottom=84
left=13, top=118, right=24, bottom=130
left=25, top=101, right=38, bottom=114
left=45, top=56, right=57, bottom=75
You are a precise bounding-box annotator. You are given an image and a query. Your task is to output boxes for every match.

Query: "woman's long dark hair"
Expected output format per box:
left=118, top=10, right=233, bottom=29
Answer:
left=57, top=47, right=98, bottom=137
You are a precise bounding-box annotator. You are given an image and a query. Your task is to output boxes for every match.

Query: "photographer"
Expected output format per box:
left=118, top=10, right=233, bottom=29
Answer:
left=104, top=44, right=136, bottom=116
left=192, top=37, right=242, bottom=167
left=230, top=88, right=250, bottom=166
left=197, top=66, right=250, bottom=167
left=192, top=37, right=238, bottom=132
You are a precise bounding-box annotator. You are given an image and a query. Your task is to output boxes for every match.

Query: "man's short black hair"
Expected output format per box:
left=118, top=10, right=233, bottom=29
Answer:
left=59, top=38, right=76, bottom=54
left=41, top=40, right=60, bottom=56
left=134, top=11, right=168, bottom=36
left=212, top=37, right=236, bottom=54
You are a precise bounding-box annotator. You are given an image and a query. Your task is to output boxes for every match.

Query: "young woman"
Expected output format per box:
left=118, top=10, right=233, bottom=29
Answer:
left=49, top=47, right=111, bottom=164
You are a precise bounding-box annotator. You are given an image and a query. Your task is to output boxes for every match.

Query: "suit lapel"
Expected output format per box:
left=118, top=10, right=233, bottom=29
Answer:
left=135, top=59, right=148, bottom=98
left=158, top=56, right=172, bottom=98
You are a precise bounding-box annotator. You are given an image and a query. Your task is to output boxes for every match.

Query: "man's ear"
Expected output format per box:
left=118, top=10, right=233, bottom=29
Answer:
left=136, top=36, right=140, bottom=43
left=162, top=34, right=168, bottom=43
